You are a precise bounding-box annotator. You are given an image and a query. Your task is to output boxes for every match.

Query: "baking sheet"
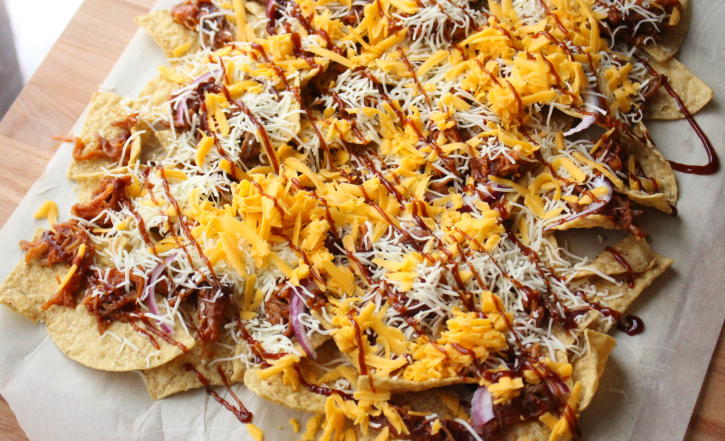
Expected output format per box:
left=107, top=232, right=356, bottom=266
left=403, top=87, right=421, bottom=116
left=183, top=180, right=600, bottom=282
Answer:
left=1, top=1, right=724, bottom=440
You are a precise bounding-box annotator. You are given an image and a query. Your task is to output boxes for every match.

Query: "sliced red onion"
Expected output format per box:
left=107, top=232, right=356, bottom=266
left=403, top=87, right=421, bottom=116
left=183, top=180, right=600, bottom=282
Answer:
left=175, top=99, right=188, bottom=126
left=290, top=287, right=317, bottom=360
left=146, top=253, right=177, bottom=335
left=564, top=93, right=600, bottom=137
left=190, top=72, right=214, bottom=87
left=544, top=372, right=570, bottom=396
left=472, top=386, right=495, bottom=428
left=545, top=175, right=613, bottom=230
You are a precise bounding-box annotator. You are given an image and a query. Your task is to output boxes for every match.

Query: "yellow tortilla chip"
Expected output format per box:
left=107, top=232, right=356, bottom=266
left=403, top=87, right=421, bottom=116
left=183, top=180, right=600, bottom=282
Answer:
left=498, top=420, right=552, bottom=441
left=576, top=235, right=658, bottom=278
left=551, top=214, right=617, bottom=232
left=244, top=368, right=328, bottom=414
left=587, top=254, right=673, bottom=333
left=139, top=74, right=179, bottom=107
left=621, top=127, right=677, bottom=213
left=644, top=0, right=690, bottom=62
left=68, top=92, right=141, bottom=178
left=0, top=251, right=194, bottom=371
left=644, top=58, right=713, bottom=120
left=145, top=342, right=236, bottom=400
left=552, top=309, right=600, bottom=347
left=357, top=374, right=471, bottom=394
left=0, top=251, right=69, bottom=322
left=135, top=10, right=200, bottom=60
left=46, top=303, right=195, bottom=372
left=571, top=329, right=616, bottom=412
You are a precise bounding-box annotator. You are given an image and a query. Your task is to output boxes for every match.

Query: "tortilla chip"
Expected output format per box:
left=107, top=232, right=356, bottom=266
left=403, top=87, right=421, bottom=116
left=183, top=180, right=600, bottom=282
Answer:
left=244, top=1, right=269, bottom=39
left=587, top=254, right=673, bottom=333
left=621, top=128, right=677, bottom=213
left=552, top=309, right=600, bottom=347
left=551, top=214, right=617, bottom=231
left=499, top=420, right=552, bottom=441
left=46, top=304, right=195, bottom=372
left=576, top=235, right=658, bottom=278
left=244, top=368, right=328, bottom=413
left=644, top=58, right=713, bottom=120
left=357, top=374, right=471, bottom=394
left=572, top=329, right=616, bottom=412
left=231, top=331, right=329, bottom=382
left=135, top=10, right=200, bottom=60
left=67, top=93, right=134, bottom=177
left=0, top=244, right=195, bottom=371
left=644, top=0, right=690, bottom=62
left=145, top=342, right=236, bottom=400
left=0, top=253, right=69, bottom=322
left=139, top=74, right=179, bottom=107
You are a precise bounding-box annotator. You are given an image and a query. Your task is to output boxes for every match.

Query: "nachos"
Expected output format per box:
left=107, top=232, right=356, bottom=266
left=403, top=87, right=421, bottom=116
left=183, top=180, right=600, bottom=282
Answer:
left=0, top=0, right=716, bottom=440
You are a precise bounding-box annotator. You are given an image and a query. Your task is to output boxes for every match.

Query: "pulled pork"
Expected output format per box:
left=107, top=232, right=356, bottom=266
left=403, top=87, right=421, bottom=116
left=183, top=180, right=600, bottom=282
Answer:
left=19, top=221, right=95, bottom=310
left=197, top=282, right=234, bottom=344
left=72, top=115, right=138, bottom=164
left=83, top=268, right=146, bottom=333
left=472, top=150, right=538, bottom=182
left=71, top=175, right=132, bottom=227
left=601, top=0, right=682, bottom=47
left=171, top=0, right=234, bottom=49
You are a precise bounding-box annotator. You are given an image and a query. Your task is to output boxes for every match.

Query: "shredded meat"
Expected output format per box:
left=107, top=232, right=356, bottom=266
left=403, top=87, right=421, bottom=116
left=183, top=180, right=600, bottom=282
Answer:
left=480, top=383, right=565, bottom=440
left=71, top=176, right=132, bottom=227
left=19, top=221, right=95, bottom=310
left=356, top=224, right=373, bottom=252
left=83, top=269, right=146, bottom=333
left=239, top=131, right=261, bottom=162
left=72, top=115, right=138, bottom=164
left=264, top=283, right=293, bottom=333
left=596, top=193, right=646, bottom=238
left=171, top=0, right=234, bottom=49
left=472, top=150, right=538, bottom=182
left=601, top=0, right=681, bottom=47
left=371, top=404, right=481, bottom=441
left=197, top=282, right=234, bottom=344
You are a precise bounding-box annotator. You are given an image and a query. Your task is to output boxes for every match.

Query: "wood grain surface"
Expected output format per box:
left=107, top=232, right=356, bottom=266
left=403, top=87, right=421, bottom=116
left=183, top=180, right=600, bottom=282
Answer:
left=0, top=0, right=722, bottom=440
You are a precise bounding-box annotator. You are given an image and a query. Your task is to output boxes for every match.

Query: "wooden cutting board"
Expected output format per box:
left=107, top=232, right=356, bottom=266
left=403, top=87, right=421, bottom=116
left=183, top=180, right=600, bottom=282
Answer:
left=0, top=0, right=722, bottom=439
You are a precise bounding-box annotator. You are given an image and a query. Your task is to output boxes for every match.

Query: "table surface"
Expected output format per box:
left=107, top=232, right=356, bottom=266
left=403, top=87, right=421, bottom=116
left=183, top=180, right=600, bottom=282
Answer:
left=0, top=0, right=723, bottom=439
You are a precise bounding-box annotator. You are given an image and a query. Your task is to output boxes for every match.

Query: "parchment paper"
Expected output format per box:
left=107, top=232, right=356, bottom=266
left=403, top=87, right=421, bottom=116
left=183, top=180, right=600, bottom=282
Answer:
left=1, top=1, right=724, bottom=440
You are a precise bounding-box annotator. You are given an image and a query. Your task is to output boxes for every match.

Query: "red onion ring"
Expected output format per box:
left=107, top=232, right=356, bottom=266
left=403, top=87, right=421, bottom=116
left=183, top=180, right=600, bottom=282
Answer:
left=472, top=386, right=495, bottom=428
left=290, top=287, right=317, bottom=360
left=564, top=93, right=600, bottom=137
left=175, top=99, right=188, bottom=126
left=190, top=72, right=214, bottom=87
left=146, top=254, right=178, bottom=335
left=545, top=175, right=613, bottom=230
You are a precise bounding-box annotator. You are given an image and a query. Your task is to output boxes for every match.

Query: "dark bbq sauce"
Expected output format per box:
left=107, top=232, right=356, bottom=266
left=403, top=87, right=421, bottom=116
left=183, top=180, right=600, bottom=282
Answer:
left=604, top=246, right=634, bottom=288
left=640, top=58, right=719, bottom=175
left=348, top=309, right=370, bottom=378
left=184, top=363, right=253, bottom=423
left=236, top=100, right=280, bottom=174
left=251, top=181, right=286, bottom=219
left=474, top=59, right=502, bottom=86
left=537, top=0, right=568, bottom=36
left=617, top=315, right=645, bottom=336
left=130, top=322, right=160, bottom=350
left=505, top=80, right=523, bottom=113
left=237, top=317, right=287, bottom=366
left=158, top=167, right=221, bottom=288
left=397, top=47, right=432, bottom=110
left=294, top=366, right=355, bottom=399
left=140, top=317, right=189, bottom=352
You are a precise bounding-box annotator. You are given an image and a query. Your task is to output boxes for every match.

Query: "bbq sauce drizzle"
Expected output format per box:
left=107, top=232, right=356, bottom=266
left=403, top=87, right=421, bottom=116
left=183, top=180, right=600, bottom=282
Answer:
left=184, top=363, right=253, bottom=423
left=639, top=58, right=719, bottom=175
